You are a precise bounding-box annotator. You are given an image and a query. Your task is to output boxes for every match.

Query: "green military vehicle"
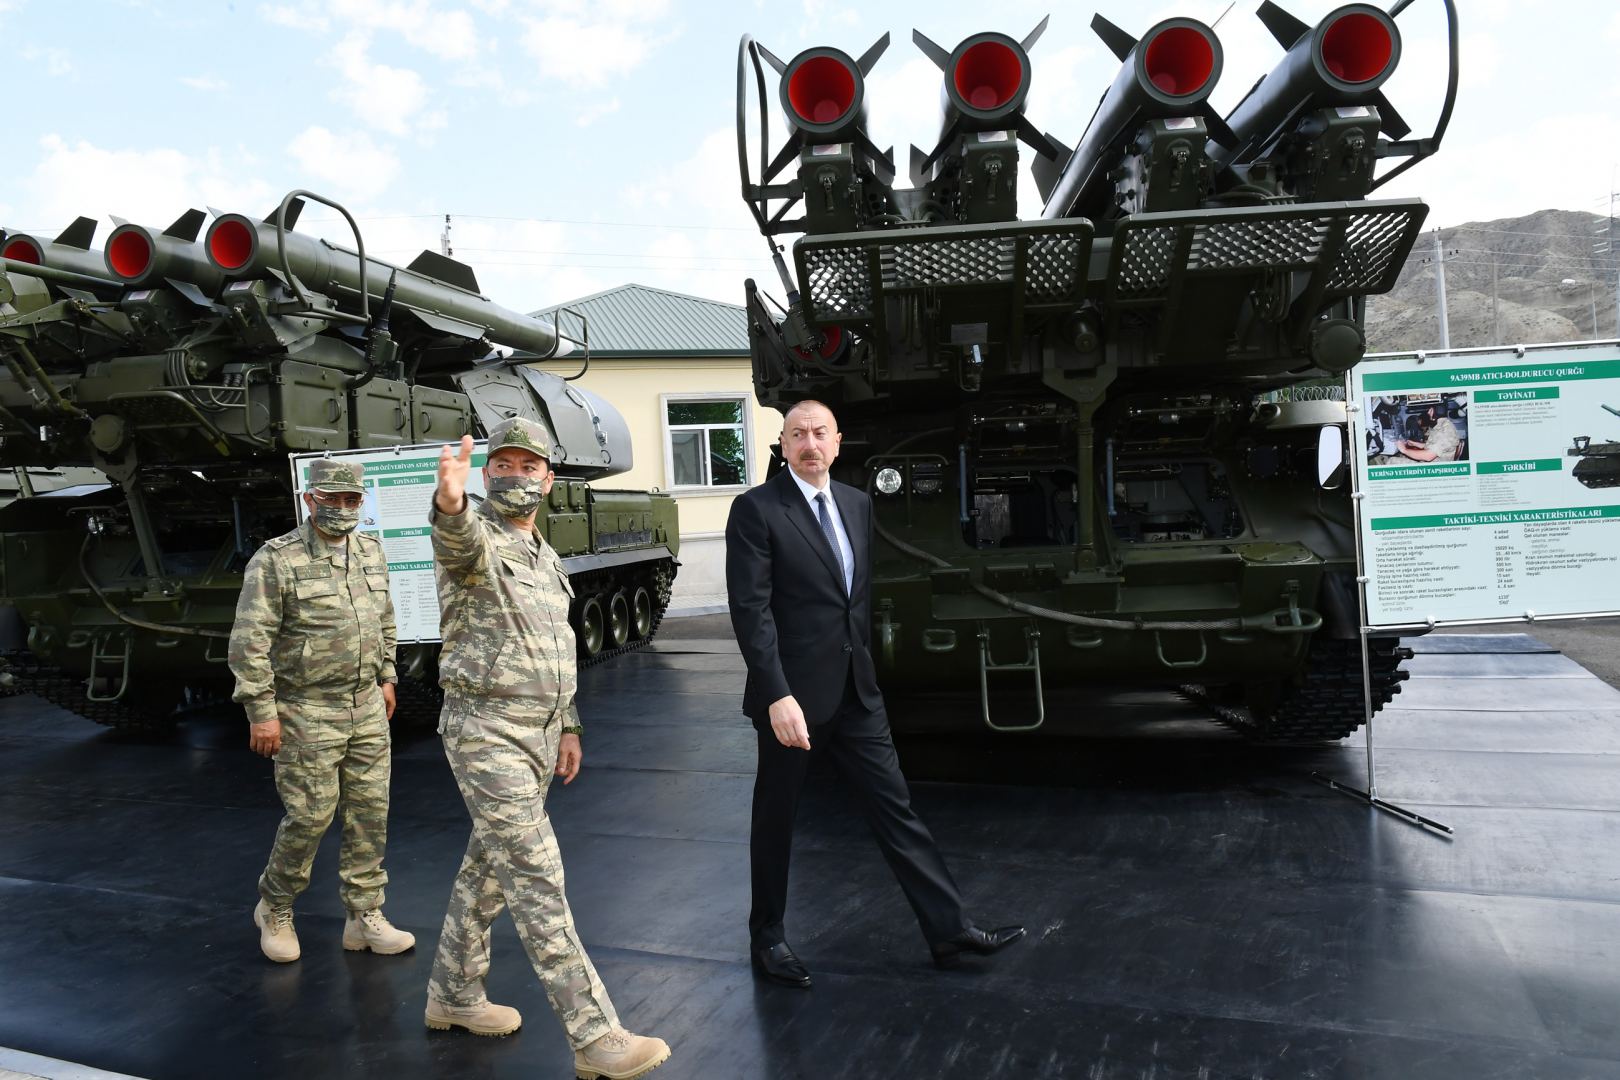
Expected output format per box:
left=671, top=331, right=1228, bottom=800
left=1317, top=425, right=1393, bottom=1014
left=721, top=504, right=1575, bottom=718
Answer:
left=734, top=2, right=1458, bottom=739
left=0, top=192, right=677, bottom=730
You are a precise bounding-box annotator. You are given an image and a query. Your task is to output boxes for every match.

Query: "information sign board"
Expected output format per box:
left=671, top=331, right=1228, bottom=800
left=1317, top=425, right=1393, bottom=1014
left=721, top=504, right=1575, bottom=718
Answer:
left=289, top=442, right=487, bottom=643
left=1351, top=342, right=1620, bottom=628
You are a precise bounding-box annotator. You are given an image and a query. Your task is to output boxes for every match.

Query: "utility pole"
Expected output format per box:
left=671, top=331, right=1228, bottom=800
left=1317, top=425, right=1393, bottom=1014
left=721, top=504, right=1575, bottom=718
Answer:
left=1490, top=256, right=1499, bottom=346
left=440, top=214, right=453, bottom=258
left=1432, top=228, right=1450, bottom=349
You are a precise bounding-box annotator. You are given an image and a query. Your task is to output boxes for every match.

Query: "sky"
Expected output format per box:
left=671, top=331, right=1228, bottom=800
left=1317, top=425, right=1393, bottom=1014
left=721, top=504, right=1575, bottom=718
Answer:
left=0, top=0, right=1613, bottom=318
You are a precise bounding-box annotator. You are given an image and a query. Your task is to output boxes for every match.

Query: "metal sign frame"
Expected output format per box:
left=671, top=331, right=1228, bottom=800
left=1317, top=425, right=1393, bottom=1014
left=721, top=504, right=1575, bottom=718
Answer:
left=1317, top=338, right=1620, bottom=835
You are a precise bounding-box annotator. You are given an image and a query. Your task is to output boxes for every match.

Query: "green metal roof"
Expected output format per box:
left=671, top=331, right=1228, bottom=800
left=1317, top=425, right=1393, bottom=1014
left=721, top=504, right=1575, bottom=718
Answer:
left=529, top=283, right=749, bottom=358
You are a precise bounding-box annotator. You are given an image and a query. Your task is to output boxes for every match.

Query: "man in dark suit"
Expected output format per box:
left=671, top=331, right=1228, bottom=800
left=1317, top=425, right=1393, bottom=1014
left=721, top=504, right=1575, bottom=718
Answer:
left=725, top=399, right=1024, bottom=988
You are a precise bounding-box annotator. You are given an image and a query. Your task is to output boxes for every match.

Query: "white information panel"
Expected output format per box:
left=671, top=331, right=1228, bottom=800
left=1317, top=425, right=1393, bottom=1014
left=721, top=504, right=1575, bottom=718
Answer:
left=289, top=442, right=488, bottom=643
left=1352, top=341, right=1620, bottom=628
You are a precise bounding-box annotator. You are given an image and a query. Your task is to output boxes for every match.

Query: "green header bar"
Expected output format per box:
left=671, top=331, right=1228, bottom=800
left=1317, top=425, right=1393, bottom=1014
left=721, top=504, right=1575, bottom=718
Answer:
left=1362, top=359, right=1620, bottom=391
left=1367, top=462, right=1470, bottom=481
left=378, top=475, right=435, bottom=488
left=1371, top=505, right=1620, bottom=532
left=1475, top=459, right=1564, bottom=475
left=387, top=560, right=435, bottom=572
left=383, top=526, right=431, bottom=538
left=1476, top=387, right=1561, bottom=403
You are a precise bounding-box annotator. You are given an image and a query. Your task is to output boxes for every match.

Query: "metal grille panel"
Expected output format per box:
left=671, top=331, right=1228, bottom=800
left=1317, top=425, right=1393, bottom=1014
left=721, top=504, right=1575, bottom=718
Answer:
left=1026, top=235, right=1084, bottom=300
left=881, top=237, right=1015, bottom=289
left=1189, top=218, right=1327, bottom=271
left=803, top=247, right=872, bottom=320
left=1117, top=226, right=1177, bottom=299
left=1329, top=210, right=1415, bottom=292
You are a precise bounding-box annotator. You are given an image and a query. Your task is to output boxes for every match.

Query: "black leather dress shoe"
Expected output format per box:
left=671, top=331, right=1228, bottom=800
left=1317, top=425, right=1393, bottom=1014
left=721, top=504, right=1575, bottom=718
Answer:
left=751, top=941, right=812, bottom=988
left=930, top=924, right=1027, bottom=969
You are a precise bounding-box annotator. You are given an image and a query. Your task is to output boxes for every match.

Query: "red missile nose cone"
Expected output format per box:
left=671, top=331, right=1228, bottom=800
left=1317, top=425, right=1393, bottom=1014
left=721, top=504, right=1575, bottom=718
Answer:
left=788, top=55, right=857, bottom=127
left=954, top=40, right=1024, bottom=112
left=107, top=228, right=153, bottom=279
left=1321, top=11, right=1394, bottom=84
left=1143, top=26, right=1215, bottom=96
left=2, top=238, right=42, bottom=264
left=209, top=218, right=254, bottom=271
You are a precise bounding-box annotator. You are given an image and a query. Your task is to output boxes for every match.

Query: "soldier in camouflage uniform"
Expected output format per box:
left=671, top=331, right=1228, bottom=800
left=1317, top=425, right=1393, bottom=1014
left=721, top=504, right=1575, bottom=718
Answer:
left=229, top=457, right=416, bottom=963
left=424, top=418, right=671, bottom=1080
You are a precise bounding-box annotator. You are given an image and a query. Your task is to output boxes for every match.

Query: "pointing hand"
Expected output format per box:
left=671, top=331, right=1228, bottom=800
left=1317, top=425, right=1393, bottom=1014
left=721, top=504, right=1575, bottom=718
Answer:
left=435, top=434, right=475, bottom=515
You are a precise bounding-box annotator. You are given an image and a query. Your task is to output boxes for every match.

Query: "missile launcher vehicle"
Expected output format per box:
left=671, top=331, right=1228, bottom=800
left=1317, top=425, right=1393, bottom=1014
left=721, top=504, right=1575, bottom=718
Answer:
left=0, top=191, right=678, bottom=730
left=1568, top=405, right=1620, bottom=489
left=736, top=1, right=1459, bottom=740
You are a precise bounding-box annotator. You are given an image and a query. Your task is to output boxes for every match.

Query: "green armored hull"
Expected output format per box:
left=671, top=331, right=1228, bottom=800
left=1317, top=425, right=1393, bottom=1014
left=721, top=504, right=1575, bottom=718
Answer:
left=0, top=193, right=678, bottom=730
left=735, top=3, right=1458, bottom=740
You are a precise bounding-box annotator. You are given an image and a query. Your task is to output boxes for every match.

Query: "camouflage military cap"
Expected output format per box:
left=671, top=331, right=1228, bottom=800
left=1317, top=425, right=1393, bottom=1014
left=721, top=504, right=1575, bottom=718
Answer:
left=485, top=416, right=553, bottom=461
left=307, top=458, right=366, bottom=493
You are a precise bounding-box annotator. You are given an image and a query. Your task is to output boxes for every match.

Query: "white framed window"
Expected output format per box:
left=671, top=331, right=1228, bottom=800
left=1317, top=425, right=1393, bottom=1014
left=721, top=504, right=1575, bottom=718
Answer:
left=662, top=393, right=752, bottom=491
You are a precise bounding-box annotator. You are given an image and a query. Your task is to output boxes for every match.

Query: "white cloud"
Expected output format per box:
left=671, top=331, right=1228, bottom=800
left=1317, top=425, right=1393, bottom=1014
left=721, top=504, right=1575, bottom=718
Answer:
left=518, top=10, right=675, bottom=88
left=180, top=75, right=229, bottom=92
left=328, top=32, right=431, bottom=137
left=22, top=45, right=73, bottom=77
left=328, top=0, right=481, bottom=61
left=259, top=3, right=329, bottom=32
left=15, top=135, right=275, bottom=238
left=576, top=97, right=620, bottom=127
left=286, top=126, right=401, bottom=201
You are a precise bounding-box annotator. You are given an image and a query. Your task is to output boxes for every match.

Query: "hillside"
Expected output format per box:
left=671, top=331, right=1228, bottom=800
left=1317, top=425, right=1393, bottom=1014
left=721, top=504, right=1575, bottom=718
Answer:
left=1365, top=208, right=1617, bottom=353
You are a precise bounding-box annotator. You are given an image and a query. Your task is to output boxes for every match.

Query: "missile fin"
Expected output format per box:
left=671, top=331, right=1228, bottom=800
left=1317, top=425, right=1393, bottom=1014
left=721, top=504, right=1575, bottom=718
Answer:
left=1014, top=117, right=1064, bottom=161
left=1372, top=92, right=1412, bottom=140
left=265, top=198, right=305, bottom=231
left=53, top=216, right=98, bottom=250
left=854, top=131, right=896, bottom=185
left=407, top=250, right=482, bottom=295
left=755, top=42, right=788, bottom=75
left=1090, top=14, right=1138, bottom=63
left=911, top=29, right=951, bottom=70
left=110, top=216, right=129, bottom=228
left=163, top=278, right=213, bottom=307
left=162, top=209, right=207, bottom=242
left=409, top=307, right=486, bottom=341
left=1200, top=105, right=1239, bottom=149
left=1031, top=137, right=1073, bottom=203
left=909, top=144, right=931, bottom=188
left=1256, top=2, right=1312, bottom=49
left=1021, top=14, right=1050, bottom=52
left=856, top=32, right=890, bottom=76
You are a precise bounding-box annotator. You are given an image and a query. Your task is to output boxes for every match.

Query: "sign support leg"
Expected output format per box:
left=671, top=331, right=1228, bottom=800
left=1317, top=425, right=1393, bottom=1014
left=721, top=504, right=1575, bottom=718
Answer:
left=1312, top=379, right=1452, bottom=836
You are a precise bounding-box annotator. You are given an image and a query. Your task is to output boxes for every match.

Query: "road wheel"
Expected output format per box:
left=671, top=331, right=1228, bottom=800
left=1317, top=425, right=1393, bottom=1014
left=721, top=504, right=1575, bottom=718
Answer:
left=631, top=586, right=653, bottom=640
left=607, top=590, right=631, bottom=649
left=578, top=596, right=605, bottom=658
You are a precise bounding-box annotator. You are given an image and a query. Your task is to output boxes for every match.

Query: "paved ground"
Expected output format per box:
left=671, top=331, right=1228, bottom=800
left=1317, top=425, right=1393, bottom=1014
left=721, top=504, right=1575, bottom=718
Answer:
left=3, top=625, right=1619, bottom=1079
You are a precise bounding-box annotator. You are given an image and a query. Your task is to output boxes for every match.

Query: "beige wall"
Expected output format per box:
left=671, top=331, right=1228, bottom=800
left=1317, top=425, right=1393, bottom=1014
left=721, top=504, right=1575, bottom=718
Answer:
left=575, top=356, right=780, bottom=610
left=576, top=356, right=780, bottom=536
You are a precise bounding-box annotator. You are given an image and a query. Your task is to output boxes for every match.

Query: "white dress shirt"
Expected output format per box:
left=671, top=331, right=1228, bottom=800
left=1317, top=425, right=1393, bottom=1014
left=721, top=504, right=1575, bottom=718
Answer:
left=788, top=467, right=854, bottom=595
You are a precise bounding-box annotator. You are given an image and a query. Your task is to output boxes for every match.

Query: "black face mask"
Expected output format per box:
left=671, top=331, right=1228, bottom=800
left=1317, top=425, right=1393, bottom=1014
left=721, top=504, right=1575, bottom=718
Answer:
left=313, top=503, right=361, bottom=535
left=486, top=475, right=546, bottom=518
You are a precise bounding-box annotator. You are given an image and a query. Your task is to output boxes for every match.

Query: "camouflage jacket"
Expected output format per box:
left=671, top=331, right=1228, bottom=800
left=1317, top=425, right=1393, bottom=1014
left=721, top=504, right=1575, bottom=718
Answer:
left=430, top=498, right=580, bottom=729
left=229, top=518, right=398, bottom=725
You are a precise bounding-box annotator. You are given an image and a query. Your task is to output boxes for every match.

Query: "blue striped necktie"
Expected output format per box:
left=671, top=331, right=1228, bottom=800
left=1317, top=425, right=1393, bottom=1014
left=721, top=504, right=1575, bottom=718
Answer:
left=815, top=492, right=848, bottom=593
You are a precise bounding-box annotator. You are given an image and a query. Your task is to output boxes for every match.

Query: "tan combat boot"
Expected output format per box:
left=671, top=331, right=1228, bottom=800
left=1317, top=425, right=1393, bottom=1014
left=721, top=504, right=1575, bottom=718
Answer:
left=253, top=899, right=300, bottom=963
left=424, top=997, right=523, bottom=1037
left=342, top=908, right=416, bottom=954
left=574, top=1028, right=672, bottom=1080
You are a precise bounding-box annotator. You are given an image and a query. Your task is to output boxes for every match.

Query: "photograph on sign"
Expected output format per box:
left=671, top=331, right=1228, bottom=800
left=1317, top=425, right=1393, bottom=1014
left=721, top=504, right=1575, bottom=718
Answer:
left=291, top=443, right=488, bottom=643
left=1352, top=342, right=1620, bottom=629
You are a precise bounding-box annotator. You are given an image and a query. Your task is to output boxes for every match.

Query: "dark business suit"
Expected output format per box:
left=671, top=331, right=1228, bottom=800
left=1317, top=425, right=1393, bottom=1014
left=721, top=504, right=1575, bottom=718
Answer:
left=725, top=467, right=968, bottom=949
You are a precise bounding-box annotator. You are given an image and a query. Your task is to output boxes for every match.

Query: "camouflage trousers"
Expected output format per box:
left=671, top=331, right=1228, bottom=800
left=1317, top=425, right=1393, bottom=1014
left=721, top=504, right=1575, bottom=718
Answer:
left=258, top=691, right=391, bottom=912
left=427, top=695, right=619, bottom=1050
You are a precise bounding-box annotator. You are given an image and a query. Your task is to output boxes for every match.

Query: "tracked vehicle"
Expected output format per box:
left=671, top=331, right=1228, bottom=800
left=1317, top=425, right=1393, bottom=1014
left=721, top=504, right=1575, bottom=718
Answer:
left=0, top=192, right=677, bottom=730
left=735, top=2, right=1458, bottom=739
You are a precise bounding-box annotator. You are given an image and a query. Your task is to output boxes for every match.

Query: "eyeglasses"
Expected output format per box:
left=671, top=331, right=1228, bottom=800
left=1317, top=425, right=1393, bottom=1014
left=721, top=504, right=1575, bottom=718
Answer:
left=311, top=492, right=365, bottom=509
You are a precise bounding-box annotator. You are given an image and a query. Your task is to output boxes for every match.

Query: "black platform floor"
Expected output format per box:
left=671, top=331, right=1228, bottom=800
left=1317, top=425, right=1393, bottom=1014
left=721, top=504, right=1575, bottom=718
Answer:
left=3, top=629, right=1620, bottom=1080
